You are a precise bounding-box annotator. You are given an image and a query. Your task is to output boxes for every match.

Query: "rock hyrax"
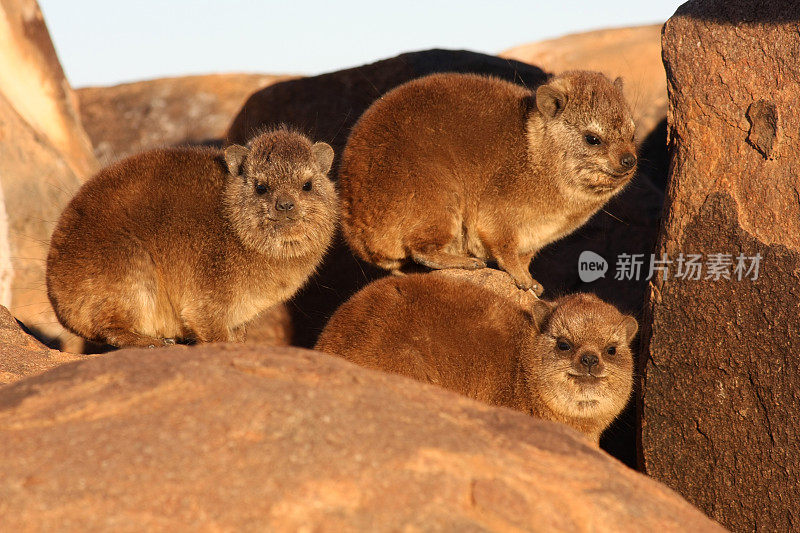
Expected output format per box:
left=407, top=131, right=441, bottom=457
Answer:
left=338, top=71, right=637, bottom=292
left=46, top=128, right=337, bottom=347
left=315, top=273, right=637, bottom=443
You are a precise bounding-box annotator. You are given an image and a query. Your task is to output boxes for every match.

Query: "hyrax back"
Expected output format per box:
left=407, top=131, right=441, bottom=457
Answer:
left=46, top=128, right=337, bottom=347
left=315, top=272, right=637, bottom=443
left=339, top=72, right=637, bottom=292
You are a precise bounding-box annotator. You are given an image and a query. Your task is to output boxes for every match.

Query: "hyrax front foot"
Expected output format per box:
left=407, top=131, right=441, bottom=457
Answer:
left=411, top=250, right=486, bottom=271
left=528, top=278, right=544, bottom=297
left=507, top=271, right=544, bottom=297
left=99, top=328, right=176, bottom=349
left=146, top=338, right=178, bottom=349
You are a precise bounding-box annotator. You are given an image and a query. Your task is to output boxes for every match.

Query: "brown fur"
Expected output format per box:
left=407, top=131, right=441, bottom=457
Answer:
left=315, top=274, right=636, bottom=444
left=46, top=128, right=337, bottom=347
left=338, top=71, right=637, bottom=292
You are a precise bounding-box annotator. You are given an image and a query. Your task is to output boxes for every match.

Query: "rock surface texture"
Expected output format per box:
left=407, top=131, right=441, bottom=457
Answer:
left=0, top=304, right=84, bottom=386
left=0, top=0, right=97, bottom=350
left=641, top=2, right=800, bottom=531
left=77, top=73, right=290, bottom=166
left=0, top=345, right=723, bottom=532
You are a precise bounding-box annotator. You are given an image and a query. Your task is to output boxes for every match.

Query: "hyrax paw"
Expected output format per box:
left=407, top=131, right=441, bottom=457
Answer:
left=512, top=274, right=536, bottom=292
left=528, top=279, right=545, bottom=298
left=464, top=258, right=486, bottom=270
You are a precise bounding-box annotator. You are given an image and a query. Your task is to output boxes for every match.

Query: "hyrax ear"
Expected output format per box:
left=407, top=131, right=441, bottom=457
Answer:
left=613, top=76, right=624, bottom=92
left=528, top=298, right=555, bottom=332
left=312, top=142, right=334, bottom=174
left=622, top=315, right=639, bottom=343
left=224, top=144, right=249, bottom=176
left=536, top=83, right=568, bottom=119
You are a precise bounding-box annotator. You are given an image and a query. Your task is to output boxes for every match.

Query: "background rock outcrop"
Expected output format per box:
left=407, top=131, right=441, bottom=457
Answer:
left=640, top=2, right=800, bottom=531
left=0, top=0, right=96, bottom=178
left=0, top=345, right=723, bottom=531
left=0, top=0, right=97, bottom=351
left=77, top=73, right=291, bottom=166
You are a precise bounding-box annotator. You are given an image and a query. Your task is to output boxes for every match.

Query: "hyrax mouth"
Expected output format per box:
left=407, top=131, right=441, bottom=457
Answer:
left=567, top=372, right=608, bottom=384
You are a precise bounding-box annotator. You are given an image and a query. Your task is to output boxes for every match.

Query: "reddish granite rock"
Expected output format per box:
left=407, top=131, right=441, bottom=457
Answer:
left=0, top=304, right=84, bottom=386
left=77, top=73, right=291, bottom=166
left=0, top=345, right=722, bottom=531
left=640, top=2, right=800, bottom=531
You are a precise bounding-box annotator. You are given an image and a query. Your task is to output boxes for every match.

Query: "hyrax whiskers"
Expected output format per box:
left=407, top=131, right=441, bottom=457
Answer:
left=338, top=71, right=637, bottom=293
left=46, top=128, right=338, bottom=347
left=315, top=272, right=637, bottom=443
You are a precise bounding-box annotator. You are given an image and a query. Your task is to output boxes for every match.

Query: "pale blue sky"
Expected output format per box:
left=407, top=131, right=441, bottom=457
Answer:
left=39, top=1, right=683, bottom=88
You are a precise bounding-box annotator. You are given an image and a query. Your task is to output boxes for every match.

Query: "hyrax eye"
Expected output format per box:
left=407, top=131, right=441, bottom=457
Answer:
left=255, top=183, right=268, bottom=195
left=606, top=346, right=617, bottom=356
left=302, top=181, right=312, bottom=192
left=556, top=339, right=572, bottom=351
left=584, top=134, right=602, bottom=146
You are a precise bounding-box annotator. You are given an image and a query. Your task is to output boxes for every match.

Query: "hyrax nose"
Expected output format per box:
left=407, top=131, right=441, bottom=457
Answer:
left=580, top=353, right=599, bottom=371
left=619, top=153, right=637, bottom=170
left=275, top=196, right=295, bottom=212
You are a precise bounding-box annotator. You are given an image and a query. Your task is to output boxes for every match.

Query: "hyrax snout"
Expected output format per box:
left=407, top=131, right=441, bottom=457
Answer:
left=46, top=128, right=338, bottom=348
left=338, top=71, right=636, bottom=293
left=315, top=271, right=636, bottom=443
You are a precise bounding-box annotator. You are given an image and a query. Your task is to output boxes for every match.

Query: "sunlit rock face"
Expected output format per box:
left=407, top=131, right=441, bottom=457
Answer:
left=0, top=0, right=96, bottom=178
left=0, top=0, right=97, bottom=351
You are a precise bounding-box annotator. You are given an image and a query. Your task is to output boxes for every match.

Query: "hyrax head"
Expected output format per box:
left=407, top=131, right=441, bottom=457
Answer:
left=533, top=71, right=637, bottom=196
left=526, top=293, right=637, bottom=422
left=223, top=128, right=338, bottom=258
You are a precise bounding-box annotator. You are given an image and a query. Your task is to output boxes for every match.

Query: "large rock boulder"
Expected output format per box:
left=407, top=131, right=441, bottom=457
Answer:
left=0, top=344, right=723, bottom=531
left=501, top=25, right=666, bottom=142
left=0, top=0, right=96, bottom=178
left=641, top=2, right=800, bottom=531
left=77, top=73, right=290, bottom=166
left=0, top=0, right=97, bottom=350
left=0, top=304, right=84, bottom=386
